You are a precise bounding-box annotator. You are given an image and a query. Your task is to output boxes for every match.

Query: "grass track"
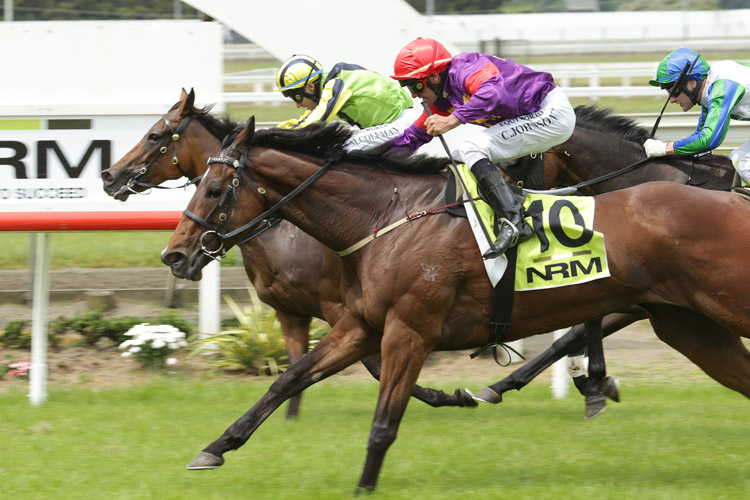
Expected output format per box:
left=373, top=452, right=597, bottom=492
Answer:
left=1, top=377, right=748, bottom=499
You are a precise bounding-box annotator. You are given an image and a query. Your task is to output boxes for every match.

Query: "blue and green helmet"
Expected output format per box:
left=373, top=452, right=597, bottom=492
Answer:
left=649, top=48, right=709, bottom=88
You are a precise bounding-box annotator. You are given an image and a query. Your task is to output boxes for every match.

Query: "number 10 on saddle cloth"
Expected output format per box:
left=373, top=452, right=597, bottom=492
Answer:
left=455, top=163, right=610, bottom=291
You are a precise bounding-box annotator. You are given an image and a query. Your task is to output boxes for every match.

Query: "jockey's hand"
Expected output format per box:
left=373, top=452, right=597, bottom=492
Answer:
left=425, top=114, right=461, bottom=137
left=644, top=138, right=668, bottom=157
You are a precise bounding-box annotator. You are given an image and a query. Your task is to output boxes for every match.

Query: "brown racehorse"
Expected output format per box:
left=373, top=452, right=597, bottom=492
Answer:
left=101, top=89, right=475, bottom=418
left=484, top=105, right=737, bottom=402
left=162, top=118, right=750, bottom=493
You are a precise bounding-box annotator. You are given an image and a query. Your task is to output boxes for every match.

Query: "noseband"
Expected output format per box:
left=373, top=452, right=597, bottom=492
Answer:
left=123, top=114, right=201, bottom=194
left=183, top=151, right=335, bottom=260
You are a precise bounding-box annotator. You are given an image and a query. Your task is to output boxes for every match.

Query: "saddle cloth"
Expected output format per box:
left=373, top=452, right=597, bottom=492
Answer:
left=450, top=164, right=610, bottom=290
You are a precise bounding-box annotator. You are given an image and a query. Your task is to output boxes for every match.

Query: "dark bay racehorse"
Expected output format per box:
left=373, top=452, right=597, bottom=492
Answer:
left=483, top=105, right=736, bottom=402
left=163, top=118, right=750, bottom=493
left=101, top=89, right=475, bottom=418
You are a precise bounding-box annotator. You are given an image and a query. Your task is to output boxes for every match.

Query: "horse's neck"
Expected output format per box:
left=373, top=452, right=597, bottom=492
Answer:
left=189, top=121, right=223, bottom=178
left=252, top=151, right=445, bottom=254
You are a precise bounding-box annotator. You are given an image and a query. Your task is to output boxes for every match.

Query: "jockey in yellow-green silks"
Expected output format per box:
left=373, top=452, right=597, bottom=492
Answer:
left=643, top=48, right=750, bottom=185
left=274, top=54, right=419, bottom=151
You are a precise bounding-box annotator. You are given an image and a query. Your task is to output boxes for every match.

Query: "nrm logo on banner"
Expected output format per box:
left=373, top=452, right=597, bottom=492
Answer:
left=0, top=139, right=110, bottom=179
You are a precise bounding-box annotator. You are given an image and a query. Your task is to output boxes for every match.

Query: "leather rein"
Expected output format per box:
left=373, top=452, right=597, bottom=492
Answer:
left=182, top=151, right=334, bottom=260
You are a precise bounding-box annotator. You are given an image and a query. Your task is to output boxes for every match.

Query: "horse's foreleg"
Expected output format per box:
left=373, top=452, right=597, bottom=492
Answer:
left=360, top=354, right=477, bottom=408
left=583, top=318, right=607, bottom=419
left=356, top=319, right=438, bottom=494
left=644, top=304, right=750, bottom=399
left=275, top=311, right=312, bottom=419
left=188, top=316, right=379, bottom=471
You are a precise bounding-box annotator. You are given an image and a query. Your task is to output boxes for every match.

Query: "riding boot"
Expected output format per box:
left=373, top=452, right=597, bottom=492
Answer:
left=472, top=161, right=534, bottom=260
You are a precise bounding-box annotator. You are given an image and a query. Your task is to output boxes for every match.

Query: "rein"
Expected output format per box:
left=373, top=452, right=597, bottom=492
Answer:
left=183, top=152, right=335, bottom=260
left=523, top=156, right=654, bottom=195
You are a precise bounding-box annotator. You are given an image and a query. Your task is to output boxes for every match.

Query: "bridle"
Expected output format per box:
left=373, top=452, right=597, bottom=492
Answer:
left=121, top=113, right=201, bottom=194
left=183, top=150, right=335, bottom=260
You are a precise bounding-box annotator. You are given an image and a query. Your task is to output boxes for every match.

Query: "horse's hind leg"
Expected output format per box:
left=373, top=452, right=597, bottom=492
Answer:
left=275, top=311, right=312, bottom=419
left=644, top=304, right=750, bottom=399
left=583, top=318, right=608, bottom=419
left=188, top=315, right=380, bottom=470
left=473, top=308, right=644, bottom=404
left=360, top=354, right=477, bottom=408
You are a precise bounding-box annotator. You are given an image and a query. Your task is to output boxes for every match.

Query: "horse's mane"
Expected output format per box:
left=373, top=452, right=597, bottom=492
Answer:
left=225, top=120, right=447, bottom=175
left=169, top=101, right=239, bottom=141
left=574, top=105, right=651, bottom=144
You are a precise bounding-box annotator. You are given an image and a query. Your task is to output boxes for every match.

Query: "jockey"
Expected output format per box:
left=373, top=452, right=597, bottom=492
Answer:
left=274, top=54, right=419, bottom=151
left=644, top=48, right=750, bottom=182
left=388, top=37, right=576, bottom=259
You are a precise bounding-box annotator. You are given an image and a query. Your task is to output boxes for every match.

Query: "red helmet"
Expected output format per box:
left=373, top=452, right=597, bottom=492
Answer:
left=391, top=37, right=452, bottom=81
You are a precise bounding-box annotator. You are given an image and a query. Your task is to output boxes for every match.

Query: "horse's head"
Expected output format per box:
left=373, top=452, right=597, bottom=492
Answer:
left=102, top=88, right=202, bottom=201
left=162, top=117, right=267, bottom=280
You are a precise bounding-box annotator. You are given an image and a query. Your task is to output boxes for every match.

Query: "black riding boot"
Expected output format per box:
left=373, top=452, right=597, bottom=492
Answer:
left=472, top=160, right=534, bottom=260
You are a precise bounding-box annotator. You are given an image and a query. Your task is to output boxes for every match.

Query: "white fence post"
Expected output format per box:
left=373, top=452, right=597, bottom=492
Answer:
left=199, top=260, right=221, bottom=335
left=29, top=232, right=52, bottom=405
left=551, top=328, right=570, bottom=399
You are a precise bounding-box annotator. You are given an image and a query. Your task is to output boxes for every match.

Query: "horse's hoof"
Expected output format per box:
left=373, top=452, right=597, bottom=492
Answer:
left=602, top=376, right=620, bottom=402
left=186, top=451, right=224, bottom=470
left=585, top=394, right=607, bottom=420
left=468, top=387, right=502, bottom=404
left=455, top=388, right=479, bottom=407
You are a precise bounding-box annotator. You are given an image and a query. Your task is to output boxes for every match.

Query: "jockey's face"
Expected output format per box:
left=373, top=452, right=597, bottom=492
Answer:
left=670, top=80, right=700, bottom=112
left=414, top=74, right=441, bottom=105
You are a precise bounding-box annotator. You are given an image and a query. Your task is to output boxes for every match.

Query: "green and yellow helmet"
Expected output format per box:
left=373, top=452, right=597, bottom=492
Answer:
left=649, top=48, right=709, bottom=88
left=275, top=54, right=323, bottom=103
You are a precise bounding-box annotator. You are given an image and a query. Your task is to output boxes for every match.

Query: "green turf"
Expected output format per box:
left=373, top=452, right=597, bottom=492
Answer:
left=0, top=377, right=747, bottom=499
left=0, top=232, right=239, bottom=270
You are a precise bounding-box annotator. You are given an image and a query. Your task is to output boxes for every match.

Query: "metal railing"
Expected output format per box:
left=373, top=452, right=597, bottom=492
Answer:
left=221, top=62, right=663, bottom=103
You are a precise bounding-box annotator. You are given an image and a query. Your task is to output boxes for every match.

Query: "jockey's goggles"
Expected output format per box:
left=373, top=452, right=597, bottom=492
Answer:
left=399, top=78, right=427, bottom=95
left=660, top=82, right=681, bottom=97
left=282, top=88, right=306, bottom=103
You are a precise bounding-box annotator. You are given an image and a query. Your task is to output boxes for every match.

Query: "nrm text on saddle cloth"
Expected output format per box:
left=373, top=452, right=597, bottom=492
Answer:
left=457, top=164, right=610, bottom=291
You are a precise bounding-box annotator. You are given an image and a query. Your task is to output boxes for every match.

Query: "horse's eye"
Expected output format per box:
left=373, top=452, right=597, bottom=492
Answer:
left=147, top=133, right=161, bottom=142
left=207, top=187, right=222, bottom=198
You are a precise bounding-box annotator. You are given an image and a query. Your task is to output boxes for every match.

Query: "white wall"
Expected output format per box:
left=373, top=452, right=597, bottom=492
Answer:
left=183, top=0, right=456, bottom=78
left=431, top=9, right=750, bottom=54
left=0, top=20, right=223, bottom=116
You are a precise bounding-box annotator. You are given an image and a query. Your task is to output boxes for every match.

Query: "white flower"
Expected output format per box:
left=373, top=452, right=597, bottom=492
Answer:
left=130, top=346, right=142, bottom=353
left=165, top=357, right=178, bottom=365
left=152, top=340, right=166, bottom=349
left=121, top=351, right=132, bottom=357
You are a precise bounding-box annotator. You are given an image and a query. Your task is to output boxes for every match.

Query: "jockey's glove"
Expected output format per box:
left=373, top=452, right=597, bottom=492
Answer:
left=644, top=138, right=668, bottom=158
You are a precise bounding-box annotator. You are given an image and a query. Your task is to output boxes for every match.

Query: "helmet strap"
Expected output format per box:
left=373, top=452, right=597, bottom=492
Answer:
left=681, top=79, right=703, bottom=106
left=304, top=80, right=321, bottom=103
left=426, top=70, right=448, bottom=97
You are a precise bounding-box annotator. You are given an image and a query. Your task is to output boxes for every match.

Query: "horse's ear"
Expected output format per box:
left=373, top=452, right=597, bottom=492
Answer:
left=177, top=88, right=195, bottom=116
left=179, top=88, right=188, bottom=100
left=243, top=116, right=255, bottom=147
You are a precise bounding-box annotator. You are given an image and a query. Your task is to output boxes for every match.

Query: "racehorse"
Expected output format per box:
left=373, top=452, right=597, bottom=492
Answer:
left=162, top=117, right=750, bottom=493
left=101, top=89, right=475, bottom=418
left=483, top=105, right=737, bottom=402
left=483, top=105, right=736, bottom=401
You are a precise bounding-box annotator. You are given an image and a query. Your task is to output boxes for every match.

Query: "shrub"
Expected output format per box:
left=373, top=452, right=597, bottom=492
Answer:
left=190, top=286, right=288, bottom=375
left=119, top=323, right=188, bottom=371
left=1, top=320, right=31, bottom=349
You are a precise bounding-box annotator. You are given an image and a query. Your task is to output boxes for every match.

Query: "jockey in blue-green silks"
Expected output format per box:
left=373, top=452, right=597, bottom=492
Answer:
left=274, top=54, right=419, bottom=151
left=644, top=48, right=750, bottom=184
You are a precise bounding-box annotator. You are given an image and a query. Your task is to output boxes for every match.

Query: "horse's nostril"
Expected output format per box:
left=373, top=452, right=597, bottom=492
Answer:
left=163, top=252, right=184, bottom=265
left=101, top=171, right=113, bottom=183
